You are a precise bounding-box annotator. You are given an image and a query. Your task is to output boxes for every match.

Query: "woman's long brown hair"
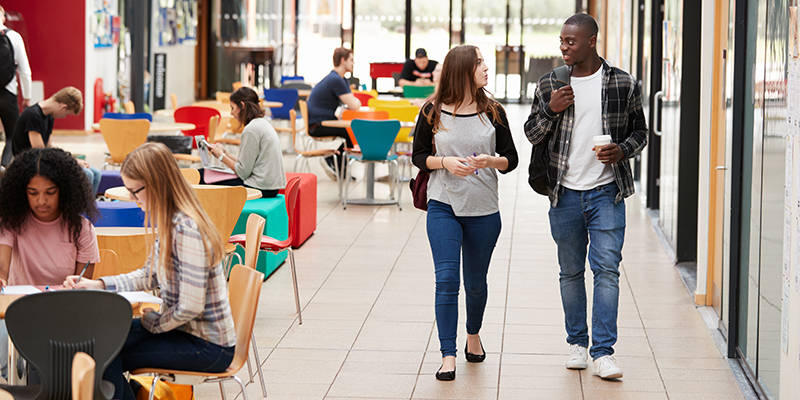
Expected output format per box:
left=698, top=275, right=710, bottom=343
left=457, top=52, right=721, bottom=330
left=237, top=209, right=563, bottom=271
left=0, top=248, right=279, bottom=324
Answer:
left=121, top=143, right=225, bottom=284
left=422, top=45, right=503, bottom=132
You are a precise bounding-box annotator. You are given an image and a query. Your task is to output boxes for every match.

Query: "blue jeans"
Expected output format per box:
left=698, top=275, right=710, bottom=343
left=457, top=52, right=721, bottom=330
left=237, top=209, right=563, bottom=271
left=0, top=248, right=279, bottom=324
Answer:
left=105, top=320, right=235, bottom=400
left=549, top=182, right=625, bottom=359
left=83, top=166, right=101, bottom=196
left=427, top=200, right=501, bottom=357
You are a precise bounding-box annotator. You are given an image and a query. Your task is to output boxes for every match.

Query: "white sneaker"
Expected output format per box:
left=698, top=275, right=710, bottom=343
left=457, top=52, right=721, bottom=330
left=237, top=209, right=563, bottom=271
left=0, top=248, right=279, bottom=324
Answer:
left=592, top=355, right=623, bottom=379
left=320, top=157, right=337, bottom=181
left=565, top=344, right=588, bottom=370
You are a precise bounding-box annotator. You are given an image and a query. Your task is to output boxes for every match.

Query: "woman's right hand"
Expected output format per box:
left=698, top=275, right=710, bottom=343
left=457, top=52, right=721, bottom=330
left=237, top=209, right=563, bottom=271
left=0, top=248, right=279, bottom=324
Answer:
left=443, top=157, right=476, bottom=177
left=63, top=276, right=106, bottom=290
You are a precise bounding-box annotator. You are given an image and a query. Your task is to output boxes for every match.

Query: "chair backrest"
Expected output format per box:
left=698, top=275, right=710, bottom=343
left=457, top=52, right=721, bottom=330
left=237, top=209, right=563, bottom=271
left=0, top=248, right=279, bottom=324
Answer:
left=232, top=81, right=243, bottom=91
left=193, top=186, right=248, bottom=242
left=341, top=109, right=389, bottom=147
left=123, top=101, right=135, bottom=114
left=207, top=115, right=220, bottom=142
left=170, top=93, right=178, bottom=110
left=352, top=92, right=374, bottom=107
left=99, top=118, right=151, bottom=164
left=403, top=85, right=436, bottom=99
left=102, top=112, right=153, bottom=122
left=227, top=264, right=264, bottom=372
left=288, top=109, right=304, bottom=154
left=5, top=291, right=132, bottom=400
left=281, top=82, right=312, bottom=91
left=243, top=214, right=266, bottom=270
left=280, top=75, right=305, bottom=85
left=263, top=88, right=299, bottom=120
left=350, top=119, right=401, bottom=161
left=173, top=106, right=221, bottom=142
left=208, top=115, right=234, bottom=142
left=367, top=98, right=411, bottom=108
left=215, top=91, right=232, bottom=103
left=92, top=249, right=119, bottom=279
left=284, top=176, right=302, bottom=244
left=372, top=104, right=419, bottom=143
left=180, top=168, right=201, bottom=184
left=0, top=389, right=12, bottom=400
left=72, top=352, right=95, bottom=400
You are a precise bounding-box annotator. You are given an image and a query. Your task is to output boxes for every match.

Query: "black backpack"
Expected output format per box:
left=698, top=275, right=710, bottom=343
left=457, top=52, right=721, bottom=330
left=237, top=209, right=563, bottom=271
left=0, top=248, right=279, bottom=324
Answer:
left=528, top=65, right=569, bottom=196
left=0, top=29, right=16, bottom=88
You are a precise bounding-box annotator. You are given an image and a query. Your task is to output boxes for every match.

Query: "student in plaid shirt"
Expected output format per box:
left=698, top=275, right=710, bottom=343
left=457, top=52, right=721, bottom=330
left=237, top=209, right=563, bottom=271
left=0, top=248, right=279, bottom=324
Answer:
left=66, top=143, right=235, bottom=400
left=524, top=13, right=647, bottom=380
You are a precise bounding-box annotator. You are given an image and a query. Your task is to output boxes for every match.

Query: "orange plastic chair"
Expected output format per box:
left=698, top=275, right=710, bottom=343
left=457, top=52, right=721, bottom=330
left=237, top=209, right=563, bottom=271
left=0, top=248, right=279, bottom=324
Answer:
left=174, top=106, right=221, bottom=148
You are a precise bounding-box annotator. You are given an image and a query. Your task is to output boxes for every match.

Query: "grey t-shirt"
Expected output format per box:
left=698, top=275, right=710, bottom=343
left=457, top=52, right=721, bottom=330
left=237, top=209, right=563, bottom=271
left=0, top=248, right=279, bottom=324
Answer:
left=235, top=118, right=286, bottom=190
left=424, top=110, right=515, bottom=216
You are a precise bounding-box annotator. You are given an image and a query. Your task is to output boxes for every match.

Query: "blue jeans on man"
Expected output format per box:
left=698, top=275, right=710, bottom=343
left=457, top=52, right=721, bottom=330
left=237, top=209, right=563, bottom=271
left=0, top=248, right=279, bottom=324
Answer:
left=426, top=200, right=501, bottom=357
left=548, top=182, right=625, bottom=359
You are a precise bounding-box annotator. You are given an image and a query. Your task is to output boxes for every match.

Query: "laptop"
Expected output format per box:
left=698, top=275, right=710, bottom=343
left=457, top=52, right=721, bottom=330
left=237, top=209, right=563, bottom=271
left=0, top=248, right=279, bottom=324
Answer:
left=195, top=136, right=236, bottom=174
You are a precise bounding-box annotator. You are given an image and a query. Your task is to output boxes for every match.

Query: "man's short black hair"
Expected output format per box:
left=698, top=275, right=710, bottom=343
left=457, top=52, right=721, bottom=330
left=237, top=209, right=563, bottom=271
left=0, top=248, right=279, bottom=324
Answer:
left=564, top=13, right=599, bottom=38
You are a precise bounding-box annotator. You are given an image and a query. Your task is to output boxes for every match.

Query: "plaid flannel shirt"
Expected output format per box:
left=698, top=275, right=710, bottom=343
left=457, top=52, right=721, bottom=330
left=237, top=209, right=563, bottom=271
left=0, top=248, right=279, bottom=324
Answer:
left=524, top=59, right=648, bottom=206
left=101, top=211, right=236, bottom=348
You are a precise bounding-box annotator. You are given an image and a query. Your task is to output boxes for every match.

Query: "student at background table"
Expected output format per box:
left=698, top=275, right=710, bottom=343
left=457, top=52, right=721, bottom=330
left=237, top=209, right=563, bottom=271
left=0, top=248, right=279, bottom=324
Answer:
left=0, top=147, right=101, bottom=380
left=399, top=48, right=439, bottom=87
left=64, top=142, right=235, bottom=400
left=201, top=87, right=286, bottom=198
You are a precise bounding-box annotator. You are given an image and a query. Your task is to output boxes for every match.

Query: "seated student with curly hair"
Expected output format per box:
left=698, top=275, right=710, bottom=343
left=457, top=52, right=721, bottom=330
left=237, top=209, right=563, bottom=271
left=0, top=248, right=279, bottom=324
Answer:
left=0, top=147, right=101, bottom=379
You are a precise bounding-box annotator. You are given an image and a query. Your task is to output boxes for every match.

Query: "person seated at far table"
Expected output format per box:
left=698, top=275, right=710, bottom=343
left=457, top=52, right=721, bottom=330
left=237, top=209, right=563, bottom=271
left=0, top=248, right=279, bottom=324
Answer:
left=64, top=142, right=236, bottom=400
left=306, top=47, right=362, bottom=180
left=399, top=48, right=439, bottom=87
left=410, top=62, right=443, bottom=109
left=9, top=86, right=102, bottom=195
left=201, top=87, right=286, bottom=198
left=0, top=147, right=101, bottom=380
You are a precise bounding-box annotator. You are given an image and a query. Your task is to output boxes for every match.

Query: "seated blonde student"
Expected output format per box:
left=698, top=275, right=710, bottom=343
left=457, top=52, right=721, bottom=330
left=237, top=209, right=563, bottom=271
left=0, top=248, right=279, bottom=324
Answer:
left=64, top=143, right=235, bottom=400
left=0, top=147, right=101, bottom=379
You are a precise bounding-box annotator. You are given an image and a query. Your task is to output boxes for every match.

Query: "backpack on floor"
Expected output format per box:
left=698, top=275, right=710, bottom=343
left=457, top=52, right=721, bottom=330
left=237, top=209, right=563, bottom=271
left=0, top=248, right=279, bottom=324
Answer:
left=0, top=29, right=16, bottom=88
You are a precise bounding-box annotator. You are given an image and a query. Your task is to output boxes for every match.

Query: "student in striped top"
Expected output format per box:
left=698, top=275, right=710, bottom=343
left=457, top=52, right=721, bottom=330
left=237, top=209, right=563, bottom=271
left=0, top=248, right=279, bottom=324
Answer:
left=65, top=142, right=236, bottom=400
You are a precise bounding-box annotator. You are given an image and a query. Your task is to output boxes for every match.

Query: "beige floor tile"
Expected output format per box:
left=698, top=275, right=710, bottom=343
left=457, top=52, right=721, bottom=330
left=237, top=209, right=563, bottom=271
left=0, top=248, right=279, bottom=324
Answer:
left=411, top=379, right=499, bottom=399
left=326, top=372, right=417, bottom=398
left=579, top=390, right=668, bottom=400
left=497, top=388, right=583, bottom=400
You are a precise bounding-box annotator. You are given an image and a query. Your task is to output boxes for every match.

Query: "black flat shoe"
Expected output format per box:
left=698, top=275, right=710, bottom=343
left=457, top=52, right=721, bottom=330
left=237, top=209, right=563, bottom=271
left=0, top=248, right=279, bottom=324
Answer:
left=465, top=338, right=486, bottom=363
left=435, top=365, right=456, bottom=381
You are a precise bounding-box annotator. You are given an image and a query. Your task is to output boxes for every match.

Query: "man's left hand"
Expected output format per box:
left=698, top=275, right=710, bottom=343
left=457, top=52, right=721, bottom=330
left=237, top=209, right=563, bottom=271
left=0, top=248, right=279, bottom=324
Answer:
left=21, top=99, right=29, bottom=109
left=596, top=143, right=624, bottom=164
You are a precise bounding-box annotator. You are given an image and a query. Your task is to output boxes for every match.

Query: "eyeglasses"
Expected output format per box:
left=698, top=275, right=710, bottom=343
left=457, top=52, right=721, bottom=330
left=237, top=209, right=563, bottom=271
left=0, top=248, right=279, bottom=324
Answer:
left=127, top=185, right=145, bottom=200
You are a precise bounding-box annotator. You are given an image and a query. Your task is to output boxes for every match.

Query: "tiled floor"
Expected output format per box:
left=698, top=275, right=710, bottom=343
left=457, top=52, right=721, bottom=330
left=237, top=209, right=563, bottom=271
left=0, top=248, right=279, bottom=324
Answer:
left=38, top=104, right=748, bottom=399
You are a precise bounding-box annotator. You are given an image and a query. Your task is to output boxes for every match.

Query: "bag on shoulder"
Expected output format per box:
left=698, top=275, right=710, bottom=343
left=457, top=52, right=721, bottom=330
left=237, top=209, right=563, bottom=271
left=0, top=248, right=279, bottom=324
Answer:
left=410, top=169, right=430, bottom=211
left=0, top=29, right=16, bottom=88
left=528, top=65, right=569, bottom=196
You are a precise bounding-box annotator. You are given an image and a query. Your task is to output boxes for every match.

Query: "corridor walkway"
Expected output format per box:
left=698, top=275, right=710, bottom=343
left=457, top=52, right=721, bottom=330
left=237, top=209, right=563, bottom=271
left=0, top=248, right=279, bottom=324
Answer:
left=46, top=104, right=748, bottom=399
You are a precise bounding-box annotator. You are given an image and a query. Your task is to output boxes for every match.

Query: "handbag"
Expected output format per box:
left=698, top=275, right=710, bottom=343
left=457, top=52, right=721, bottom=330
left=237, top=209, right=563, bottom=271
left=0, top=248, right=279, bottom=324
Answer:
left=528, top=65, right=570, bottom=196
left=410, top=137, right=435, bottom=211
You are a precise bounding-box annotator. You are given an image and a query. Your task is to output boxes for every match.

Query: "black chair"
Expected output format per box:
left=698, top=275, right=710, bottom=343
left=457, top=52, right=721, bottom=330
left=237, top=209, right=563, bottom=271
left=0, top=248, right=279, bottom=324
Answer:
left=2, top=291, right=132, bottom=400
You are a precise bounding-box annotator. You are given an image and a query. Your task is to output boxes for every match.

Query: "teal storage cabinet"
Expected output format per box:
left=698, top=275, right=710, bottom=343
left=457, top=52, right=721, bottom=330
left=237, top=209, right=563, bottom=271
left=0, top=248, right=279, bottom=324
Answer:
left=231, top=196, right=289, bottom=279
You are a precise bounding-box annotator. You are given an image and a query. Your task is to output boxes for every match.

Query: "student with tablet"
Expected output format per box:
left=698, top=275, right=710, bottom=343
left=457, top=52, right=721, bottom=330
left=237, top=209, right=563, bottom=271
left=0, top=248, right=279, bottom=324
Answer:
left=200, top=87, right=286, bottom=198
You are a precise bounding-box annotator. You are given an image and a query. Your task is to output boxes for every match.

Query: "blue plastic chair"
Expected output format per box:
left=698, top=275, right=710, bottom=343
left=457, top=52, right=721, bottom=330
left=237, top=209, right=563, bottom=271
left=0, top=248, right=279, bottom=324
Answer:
left=344, top=119, right=402, bottom=210
left=263, top=88, right=299, bottom=120
left=102, top=112, right=153, bottom=121
left=280, top=75, right=305, bottom=85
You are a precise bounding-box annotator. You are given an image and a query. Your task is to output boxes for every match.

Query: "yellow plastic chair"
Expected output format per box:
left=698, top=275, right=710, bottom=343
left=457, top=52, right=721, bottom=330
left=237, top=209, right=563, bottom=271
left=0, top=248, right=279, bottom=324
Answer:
left=99, top=118, right=151, bottom=169
left=179, top=168, right=201, bottom=184
left=71, top=352, right=95, bottom=400
left=193, top=186, right=248, bottom=275
left=367, top=98, right=411, bottom=108
left=131, top=264, right=264, bottom=400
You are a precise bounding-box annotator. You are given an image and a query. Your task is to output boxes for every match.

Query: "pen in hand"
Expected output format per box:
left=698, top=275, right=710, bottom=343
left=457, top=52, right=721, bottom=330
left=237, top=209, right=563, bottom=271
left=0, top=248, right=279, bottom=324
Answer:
left=473, top=153, right=479, bottom=174
left=74, top=260, right=91, bottom=286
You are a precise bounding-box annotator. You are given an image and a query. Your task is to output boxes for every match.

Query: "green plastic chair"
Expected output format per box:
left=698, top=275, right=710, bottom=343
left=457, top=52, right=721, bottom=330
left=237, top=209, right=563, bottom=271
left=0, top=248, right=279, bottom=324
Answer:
left=402, top=85, right=436, bottom=98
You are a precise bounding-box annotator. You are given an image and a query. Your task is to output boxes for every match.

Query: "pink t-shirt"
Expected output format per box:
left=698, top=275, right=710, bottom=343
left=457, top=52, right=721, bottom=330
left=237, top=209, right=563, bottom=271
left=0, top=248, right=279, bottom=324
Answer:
left=0, top=215, right=101, bottom=285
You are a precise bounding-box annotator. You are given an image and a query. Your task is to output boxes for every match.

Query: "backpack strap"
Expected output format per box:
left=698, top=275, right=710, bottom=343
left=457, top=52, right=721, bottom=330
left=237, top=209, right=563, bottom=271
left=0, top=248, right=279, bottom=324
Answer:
left=553, top=65, right=570, bottom=88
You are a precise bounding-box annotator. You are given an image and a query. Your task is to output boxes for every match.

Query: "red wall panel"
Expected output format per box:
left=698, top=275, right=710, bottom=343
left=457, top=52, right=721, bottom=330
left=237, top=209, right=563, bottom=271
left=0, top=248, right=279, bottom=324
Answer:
left=4, top=0, right=86, bottom=130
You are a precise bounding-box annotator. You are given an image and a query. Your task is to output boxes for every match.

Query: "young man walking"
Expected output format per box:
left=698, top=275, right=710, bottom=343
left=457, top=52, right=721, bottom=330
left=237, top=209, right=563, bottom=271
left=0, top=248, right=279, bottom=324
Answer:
left=524, top=13, right=648, bottom=379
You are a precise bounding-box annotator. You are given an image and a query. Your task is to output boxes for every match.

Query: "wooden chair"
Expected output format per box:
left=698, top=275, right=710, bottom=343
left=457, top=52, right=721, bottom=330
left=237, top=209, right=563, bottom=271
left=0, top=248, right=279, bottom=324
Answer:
left=172, top=115, right=219, bottom=165
left=216, top=91, right=232, bottom=103
left=193, top=186, right=248, bottom=274
left=283, top=103, right=342, bottom=193
left=123, top=101, right=135, bottom=114
left=180, top=168, right=201, bottom=184
left=0, top=389, right=11, bottom=400
left=92, top=249, right=119, bottom=279
left=209, top=116, right=242, bottom=146
left=131, top=264, right=264, bottom=400
left=232, top=81, right=243, bottom=91
left=99, top=118, right=150, bottom=169
left=71, top=352, right=95, bottom=400
left=96, top=228, right=155, bottom=275
left=170, top=93, right=178, bottom=110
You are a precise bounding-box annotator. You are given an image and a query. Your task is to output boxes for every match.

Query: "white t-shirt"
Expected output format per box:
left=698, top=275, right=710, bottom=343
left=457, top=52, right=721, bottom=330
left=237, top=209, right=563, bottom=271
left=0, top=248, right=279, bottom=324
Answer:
left=561, top=66, right=614, bottom=190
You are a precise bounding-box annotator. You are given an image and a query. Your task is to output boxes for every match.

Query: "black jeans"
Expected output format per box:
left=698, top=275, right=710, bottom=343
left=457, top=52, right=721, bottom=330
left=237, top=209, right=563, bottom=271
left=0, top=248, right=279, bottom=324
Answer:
left=0, top=89, right=18, bottom=167
left=198, top=168, right=279, bottom=198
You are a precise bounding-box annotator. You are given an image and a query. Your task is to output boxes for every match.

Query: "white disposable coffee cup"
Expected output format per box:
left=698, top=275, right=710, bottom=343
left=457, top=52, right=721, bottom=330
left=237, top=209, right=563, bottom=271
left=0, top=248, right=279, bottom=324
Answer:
left=593, top=135, right=611, bottom=152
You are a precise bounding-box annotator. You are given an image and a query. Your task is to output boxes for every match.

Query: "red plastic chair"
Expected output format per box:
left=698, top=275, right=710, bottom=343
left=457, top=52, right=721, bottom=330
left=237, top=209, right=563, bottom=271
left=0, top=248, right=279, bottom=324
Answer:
left=228, top=176, right=303, bottom=324
left=352, top=92, right=375, bottom=107
left=174, top=106, right=221, bottom=148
